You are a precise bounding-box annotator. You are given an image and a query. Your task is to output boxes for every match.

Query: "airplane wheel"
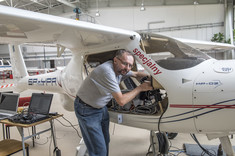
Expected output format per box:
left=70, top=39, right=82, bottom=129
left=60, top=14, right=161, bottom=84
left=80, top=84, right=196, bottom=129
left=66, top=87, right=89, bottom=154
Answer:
left=166, top=132, right=178, bottom=140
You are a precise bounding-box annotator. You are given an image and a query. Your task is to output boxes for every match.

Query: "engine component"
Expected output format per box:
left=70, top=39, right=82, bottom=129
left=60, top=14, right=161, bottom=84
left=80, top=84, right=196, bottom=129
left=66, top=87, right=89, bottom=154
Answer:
left=109, top=89, right=164, bottom=115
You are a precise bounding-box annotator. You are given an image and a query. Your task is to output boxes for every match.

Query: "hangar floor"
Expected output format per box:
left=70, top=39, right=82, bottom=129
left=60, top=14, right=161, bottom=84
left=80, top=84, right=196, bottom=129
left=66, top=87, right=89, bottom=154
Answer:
left=0, top=79, right=235, bottom=156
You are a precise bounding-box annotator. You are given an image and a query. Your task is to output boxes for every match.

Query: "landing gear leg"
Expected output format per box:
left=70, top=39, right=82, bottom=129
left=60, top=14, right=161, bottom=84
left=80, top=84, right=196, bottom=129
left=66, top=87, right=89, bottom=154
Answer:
left=219, top=136, right=235, bottom=156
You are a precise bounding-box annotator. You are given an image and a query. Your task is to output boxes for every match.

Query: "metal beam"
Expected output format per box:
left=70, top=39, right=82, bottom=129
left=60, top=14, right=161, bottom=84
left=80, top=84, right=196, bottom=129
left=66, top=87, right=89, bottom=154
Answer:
left=56, top=0, right=76, bottom=8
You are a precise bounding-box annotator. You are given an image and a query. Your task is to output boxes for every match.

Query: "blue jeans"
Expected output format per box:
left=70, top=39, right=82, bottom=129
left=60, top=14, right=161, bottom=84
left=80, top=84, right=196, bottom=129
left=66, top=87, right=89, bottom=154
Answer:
left=74, top=96, right=110, bottom=156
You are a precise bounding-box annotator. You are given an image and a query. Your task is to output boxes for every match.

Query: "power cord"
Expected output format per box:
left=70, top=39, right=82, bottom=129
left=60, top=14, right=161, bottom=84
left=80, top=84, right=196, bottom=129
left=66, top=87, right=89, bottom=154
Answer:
left=146, top=142, right=155, bottom=156
left=55, top=116, right=81, bottom=138
left=168, top=139, right=185, bottom=156
left=158, top=101, right=168, bottom=133
left=190, top=134, right=216, bottom=156
left=53, top=147, right=61, bottom=156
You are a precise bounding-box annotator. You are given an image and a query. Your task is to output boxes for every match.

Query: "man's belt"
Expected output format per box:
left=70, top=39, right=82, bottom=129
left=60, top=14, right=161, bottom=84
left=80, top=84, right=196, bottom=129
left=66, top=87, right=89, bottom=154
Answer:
left=77, top=96, right=93, bottom=108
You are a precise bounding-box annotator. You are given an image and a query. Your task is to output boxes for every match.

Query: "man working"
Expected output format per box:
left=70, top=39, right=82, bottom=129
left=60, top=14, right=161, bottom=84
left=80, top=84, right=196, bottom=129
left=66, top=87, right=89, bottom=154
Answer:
left=74, top=49, right=153, bottom=156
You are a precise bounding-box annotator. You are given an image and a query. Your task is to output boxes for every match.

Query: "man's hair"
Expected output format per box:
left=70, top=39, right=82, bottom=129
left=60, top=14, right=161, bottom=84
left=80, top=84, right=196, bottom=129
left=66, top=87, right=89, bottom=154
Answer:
left=115, top=49, right=134, bottom=58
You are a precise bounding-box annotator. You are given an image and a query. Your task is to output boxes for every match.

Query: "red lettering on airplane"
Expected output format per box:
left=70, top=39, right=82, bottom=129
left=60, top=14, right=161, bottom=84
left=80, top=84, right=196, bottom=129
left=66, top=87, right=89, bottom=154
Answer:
left=133, top=48, right=162, bottom=75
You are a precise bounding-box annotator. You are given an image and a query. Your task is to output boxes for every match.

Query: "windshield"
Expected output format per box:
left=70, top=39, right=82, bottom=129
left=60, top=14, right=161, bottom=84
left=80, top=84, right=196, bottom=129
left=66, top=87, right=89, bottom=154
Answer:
left=140, top=33, right=210, bottom=70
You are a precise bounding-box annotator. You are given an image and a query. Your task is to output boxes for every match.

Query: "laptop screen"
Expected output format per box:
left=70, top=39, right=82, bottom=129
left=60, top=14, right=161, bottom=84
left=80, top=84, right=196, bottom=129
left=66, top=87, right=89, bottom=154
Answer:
left=28, top=93, right=53, bottom=115
left=0, top=93, right=19, bottom=113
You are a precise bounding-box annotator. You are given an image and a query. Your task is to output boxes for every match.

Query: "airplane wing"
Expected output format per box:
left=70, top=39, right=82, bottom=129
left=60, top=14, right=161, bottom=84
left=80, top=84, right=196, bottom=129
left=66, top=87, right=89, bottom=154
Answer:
left=0, top=5, right=138, bottom=52
left=175, top=38, right=235, bottom=52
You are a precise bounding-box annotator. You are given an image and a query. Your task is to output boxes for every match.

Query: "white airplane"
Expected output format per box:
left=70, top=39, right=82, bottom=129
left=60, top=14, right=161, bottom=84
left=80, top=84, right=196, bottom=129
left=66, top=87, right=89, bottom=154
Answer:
left=1, top=5, right=235, bottom=156
left=0, top=59, right=12, bottom=77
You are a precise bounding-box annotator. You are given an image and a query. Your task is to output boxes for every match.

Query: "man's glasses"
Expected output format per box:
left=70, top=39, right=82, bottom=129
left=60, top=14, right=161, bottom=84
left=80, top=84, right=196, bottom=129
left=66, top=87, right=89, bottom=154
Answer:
left=116, top=57, right=133, bottom=69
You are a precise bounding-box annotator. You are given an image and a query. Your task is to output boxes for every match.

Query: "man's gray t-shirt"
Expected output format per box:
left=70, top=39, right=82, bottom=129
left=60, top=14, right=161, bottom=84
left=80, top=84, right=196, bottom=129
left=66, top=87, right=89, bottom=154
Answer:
left=77, top=60, right=132, bottom=108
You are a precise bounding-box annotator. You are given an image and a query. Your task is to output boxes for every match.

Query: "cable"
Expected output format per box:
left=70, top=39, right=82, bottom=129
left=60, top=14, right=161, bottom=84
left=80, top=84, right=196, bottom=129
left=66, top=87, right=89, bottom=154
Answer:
left=55, top=116, right=81, bottom=138
left=146, top=142, right=155, bottom=156
left=158, top=101, right=168, bottom=133
left=55, top=118, right=78, bottom=127
left=190, top=134, right=216, bottom=156
left=157, top=132, right=168, bottom=154
left=34, top=137, right=50, bottom=145
left=168, top=140, right=186, bottom=156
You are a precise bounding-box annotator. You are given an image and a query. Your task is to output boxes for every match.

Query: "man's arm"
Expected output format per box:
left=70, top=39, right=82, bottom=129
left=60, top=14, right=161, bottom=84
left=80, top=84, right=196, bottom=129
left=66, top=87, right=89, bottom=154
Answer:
left=112, top=81, right=152, bottom=106
left=131, top=71, right=150, bottom=81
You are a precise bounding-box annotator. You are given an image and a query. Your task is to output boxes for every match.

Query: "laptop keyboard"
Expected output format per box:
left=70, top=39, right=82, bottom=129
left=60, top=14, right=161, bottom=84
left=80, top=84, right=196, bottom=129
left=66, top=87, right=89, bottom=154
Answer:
left=8, top=114, right=50, bottom=124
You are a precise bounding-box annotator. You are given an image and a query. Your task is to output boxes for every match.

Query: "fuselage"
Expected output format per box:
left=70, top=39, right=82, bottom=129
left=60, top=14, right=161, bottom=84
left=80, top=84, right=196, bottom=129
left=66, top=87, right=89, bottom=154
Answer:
left=110, top=58, right=235, bottom=134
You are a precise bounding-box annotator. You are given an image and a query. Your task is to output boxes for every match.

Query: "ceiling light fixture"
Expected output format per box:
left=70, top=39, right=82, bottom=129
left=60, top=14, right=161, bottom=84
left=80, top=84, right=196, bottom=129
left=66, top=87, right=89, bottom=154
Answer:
left=193, top=1, right=199, bottom=5
left=140, top=0, right=145, bottom=11
left=95, top=11, right=100, bottom=17
left=95, top=0, right=100, bottom=17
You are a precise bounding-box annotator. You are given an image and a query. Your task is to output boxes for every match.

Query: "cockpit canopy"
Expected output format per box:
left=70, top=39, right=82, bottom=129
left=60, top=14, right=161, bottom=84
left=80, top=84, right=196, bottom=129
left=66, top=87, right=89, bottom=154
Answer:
left=141, top=33, right=210, bottom=70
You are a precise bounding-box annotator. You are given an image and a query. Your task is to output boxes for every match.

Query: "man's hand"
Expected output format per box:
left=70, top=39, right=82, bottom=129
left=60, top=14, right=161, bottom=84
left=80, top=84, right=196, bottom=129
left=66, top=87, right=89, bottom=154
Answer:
left=138, top=81, right=153, bottom=92
left=112, top=80, right=153, bottom=107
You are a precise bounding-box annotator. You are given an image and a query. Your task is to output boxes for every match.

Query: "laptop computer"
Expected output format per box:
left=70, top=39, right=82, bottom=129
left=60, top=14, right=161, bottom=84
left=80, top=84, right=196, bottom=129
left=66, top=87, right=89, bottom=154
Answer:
left=23, top=93, right=54, bottom=124
left=0, top=93, right=19, bottom=120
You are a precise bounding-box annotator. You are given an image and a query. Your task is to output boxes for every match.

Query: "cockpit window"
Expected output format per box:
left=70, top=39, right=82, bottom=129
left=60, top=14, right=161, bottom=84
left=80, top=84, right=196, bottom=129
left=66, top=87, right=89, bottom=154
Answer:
left=140, top=33, right=210, bottom=70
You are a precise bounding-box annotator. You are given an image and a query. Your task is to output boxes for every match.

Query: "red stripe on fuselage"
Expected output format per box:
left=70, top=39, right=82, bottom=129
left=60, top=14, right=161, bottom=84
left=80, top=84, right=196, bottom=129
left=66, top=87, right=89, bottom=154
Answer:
left=170, top=104, right=235, bottom=109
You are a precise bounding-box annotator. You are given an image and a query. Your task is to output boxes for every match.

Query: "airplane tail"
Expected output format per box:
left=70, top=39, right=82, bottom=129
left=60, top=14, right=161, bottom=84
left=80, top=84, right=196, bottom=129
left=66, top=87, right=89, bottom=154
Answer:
left=8, top=44, right=28, bottom=80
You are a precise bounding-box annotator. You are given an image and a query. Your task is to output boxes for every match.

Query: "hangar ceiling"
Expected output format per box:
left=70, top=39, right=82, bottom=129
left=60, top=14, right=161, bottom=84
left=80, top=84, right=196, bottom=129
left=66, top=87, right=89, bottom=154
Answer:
left=0, top=0, right=224, bottom=14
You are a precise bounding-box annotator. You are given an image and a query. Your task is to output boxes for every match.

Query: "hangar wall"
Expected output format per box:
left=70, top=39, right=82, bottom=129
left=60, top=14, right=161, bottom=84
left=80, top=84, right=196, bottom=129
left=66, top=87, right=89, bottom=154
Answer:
left=86, top=4, right=224, bottom=41
left=0, top=44, right=9, bottom=58
left=22, top=46, right=72, bottom=69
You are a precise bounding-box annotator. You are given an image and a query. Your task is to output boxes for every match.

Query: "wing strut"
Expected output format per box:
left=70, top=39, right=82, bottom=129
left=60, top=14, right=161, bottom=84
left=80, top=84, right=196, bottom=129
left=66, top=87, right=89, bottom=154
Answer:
left=57, top=45, right=66, bottom=57
left=9, top=44, right=28, bottom=79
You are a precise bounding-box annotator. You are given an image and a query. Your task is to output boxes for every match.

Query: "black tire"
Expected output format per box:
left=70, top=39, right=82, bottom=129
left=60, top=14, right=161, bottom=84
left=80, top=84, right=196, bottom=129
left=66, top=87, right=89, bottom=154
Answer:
left=166, top=132, right=178, bottom=140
